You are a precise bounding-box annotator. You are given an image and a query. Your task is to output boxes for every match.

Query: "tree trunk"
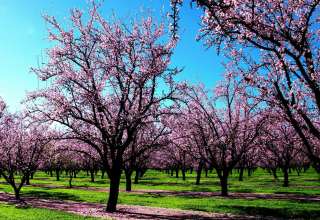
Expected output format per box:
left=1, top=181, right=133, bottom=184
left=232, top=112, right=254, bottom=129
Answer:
left=106, top=169, right=122, bottom=212
left=239, top=167, right=244, bottom=181
left=296, top=168, right=301, bottom=176
left=56, top=169, right=60, bottom=181
left=219, top=170, right=229, bottom=196
left=272, top=168, right=278, bottom=180
left=69, top=174, right=73, bottom=188
left=247, top=168, right=252, bottom=177
left=90, top=170, right=95, bottom=182
left=170, top=168, right=174, bottom=177
left=196, top=161, right=203, bottom=185
left=101, top=170, right=105, bottom=179
left=25, top=174, right=30, bottom=185
left=14, top=188, right=21, bottom=200
left=175, top=168, right=179, bottom=178
left=283, top=167, right=289, bottom=187
left=125, top=169, right=133, bottom=192
left=50, top=169, right=53, bottom=177
left=182, top=167, right=186, bottom=181
left=140, top=169, right=147, bottom=178
left=205, top=168, right=208, bottom=177
left=134, top=170, right=139, bottom=184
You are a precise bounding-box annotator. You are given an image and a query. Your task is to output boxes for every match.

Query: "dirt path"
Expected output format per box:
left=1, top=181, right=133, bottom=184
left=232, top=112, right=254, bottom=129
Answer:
left=0, top=192, right=258, bottom=220
left=29, top=183, right=320, bottom=202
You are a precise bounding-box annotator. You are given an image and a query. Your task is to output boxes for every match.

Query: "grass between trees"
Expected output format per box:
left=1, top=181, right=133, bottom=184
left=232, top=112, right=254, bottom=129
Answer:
left=0, top=168, right=319, bottom=219
left=0, top=202, right=102, bottom=220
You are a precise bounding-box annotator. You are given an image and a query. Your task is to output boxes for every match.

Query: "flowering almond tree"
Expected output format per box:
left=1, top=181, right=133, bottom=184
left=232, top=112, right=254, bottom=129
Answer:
left=260, top=113, right=303, bottom=187
left=170, top=0, right=320, bottom=172
left=27, top=3, right=178, bottom=211
left=123, top=122, right=169, bottom=190
left=170, top=77, right=266, bottom=196
left=0, top=109, right=52, bottom=200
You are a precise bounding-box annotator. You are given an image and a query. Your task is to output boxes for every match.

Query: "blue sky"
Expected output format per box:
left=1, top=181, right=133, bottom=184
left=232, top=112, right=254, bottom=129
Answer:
left=0, top=0, right=224, bottom=110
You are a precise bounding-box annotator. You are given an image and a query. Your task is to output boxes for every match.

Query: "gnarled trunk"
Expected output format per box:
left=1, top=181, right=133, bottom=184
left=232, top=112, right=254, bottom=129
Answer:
left=106, top=166, right=122, bottom=212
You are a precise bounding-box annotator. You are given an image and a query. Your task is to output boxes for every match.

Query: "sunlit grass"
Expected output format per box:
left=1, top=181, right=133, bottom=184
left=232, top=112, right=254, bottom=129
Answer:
left=0, top=202, right=102, bottom=220
left=10, top=168, right=319, bottom=195
left=0, top=168, right=319, bottom=218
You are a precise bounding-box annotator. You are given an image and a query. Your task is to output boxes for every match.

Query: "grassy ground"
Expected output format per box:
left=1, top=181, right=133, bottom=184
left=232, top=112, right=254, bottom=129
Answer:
left=0, top=202, right=101, bottom=220
left=0, top=168, right=319, bottom=219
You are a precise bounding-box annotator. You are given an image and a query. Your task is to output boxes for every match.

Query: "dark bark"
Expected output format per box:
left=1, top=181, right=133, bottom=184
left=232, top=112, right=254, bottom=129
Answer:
left=90, top=170, right=95, bottom=182
left=125, top=169, right=133, bottom=192
left=272, top=168, right=278, bottom=180
left=106, top=167, right=122, bottom=212
left=196, top=160, right=203, bottom=185
left=175, top=168, right=179, bottom=178
left=283, top=167, right=289, bottom=187
left=69, top=174, right=73, bottom=188
left=182, top=167, right=186, bottom=181
left=56, top=169, right=60, bottom=181
left=25, top=174, right=30, bottom=185
left=247, top=168, right=252, bottom=177
left=239, top=167, right=244, bottom=181
left=134, top=170, right=139, bottom=184
left=14, top=187, right=21, bottom=200
left=217, top=169, right=229, bottom=196
left=205, top=168, right=208, bottom=177
left=220, top=172, right=229, bottom=196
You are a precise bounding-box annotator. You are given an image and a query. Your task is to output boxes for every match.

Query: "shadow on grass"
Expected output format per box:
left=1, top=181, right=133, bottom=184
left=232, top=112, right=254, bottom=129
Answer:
left=191, top=187, right=215, bottom=192
left=23, top=190, right=83, bottom=202
left=92, top=180, right=107, bottom=185
left=274, top=191, right=312, bottom=196
left=219, top=205, right=320, bottom=219
left=233, top=188, right=254, bottom=193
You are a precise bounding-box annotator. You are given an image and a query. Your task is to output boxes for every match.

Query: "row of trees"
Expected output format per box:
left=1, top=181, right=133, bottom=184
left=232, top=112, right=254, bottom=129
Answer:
left=0, top=0, right=319, bottom=213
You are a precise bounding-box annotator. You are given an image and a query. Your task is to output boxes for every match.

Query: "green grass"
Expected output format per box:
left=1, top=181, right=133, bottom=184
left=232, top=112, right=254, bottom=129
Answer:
left=0, top=168, right=320, bottom=219
left=0, top=202, right=101, bottom=220
left=13, top=167, right=320, bottom=195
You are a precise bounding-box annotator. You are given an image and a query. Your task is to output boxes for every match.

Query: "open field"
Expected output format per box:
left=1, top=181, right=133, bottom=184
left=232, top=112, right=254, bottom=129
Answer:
left=0, top=168, right=319, bottom=219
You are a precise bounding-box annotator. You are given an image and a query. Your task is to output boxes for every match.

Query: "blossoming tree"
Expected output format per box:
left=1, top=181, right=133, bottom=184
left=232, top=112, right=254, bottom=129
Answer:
left=169, top=77, right=266, bottom=196
left=170, top=0, right=320, bottom=172
left=27, top=3, right=178, bottom=211
left=0, top=107, right=52, bottom=200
